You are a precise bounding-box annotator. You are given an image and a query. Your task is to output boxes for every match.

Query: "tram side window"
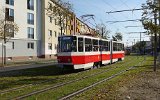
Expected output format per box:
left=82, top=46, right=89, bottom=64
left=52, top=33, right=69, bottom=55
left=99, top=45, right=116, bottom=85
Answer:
left=122, top=44, right=124, bottom=51
left=93, top=39, right=98, bottom=51
left=113, top=43, right=117, bottom=51
left=99, top=40, right=103, bottom=51
left=85, top=38, right=92, bottom=52
left=120, top=43, right=123, bottom=51
left=102, top=41, right=108, bottom=51
left=108, top=42, right=110, bottom=51
left=117, top=43, right=119, bottom=51
left=117, top=43, right=123, bottom=51
left=78, top=38, right=83, bottom=52
left=72, top=38, right=77, bottom=52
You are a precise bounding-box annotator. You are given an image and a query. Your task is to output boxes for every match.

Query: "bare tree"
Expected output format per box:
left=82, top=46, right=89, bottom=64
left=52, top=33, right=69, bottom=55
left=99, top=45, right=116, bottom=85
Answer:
left=46, top=0, right=74, bottom=35
left=96, top=23, right=110, bottom=39
left=0, top=8, right=19, bottom=66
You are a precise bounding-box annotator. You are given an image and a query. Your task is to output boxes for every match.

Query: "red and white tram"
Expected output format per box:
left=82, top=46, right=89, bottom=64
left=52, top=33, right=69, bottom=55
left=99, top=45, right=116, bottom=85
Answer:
left=57, top=35, right=124, bottom=70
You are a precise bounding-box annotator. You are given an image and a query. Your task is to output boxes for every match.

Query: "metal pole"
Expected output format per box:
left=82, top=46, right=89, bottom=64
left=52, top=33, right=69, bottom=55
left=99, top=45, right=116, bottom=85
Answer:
left=153, top=0, right=158, bottom=71
left=159, top=0, right=160, bottom=52
left=102, top=27, right=104, bottom=38
left=140, top=32, right=142, bottom=54
left=1, top=41, right=4, bottom=67
left=4, top=19, right=6, bottom=65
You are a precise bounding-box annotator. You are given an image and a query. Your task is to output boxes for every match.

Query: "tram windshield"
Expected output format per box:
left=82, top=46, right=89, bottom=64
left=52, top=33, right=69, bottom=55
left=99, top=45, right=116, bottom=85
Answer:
left=58, top=36, right=77, bottom=52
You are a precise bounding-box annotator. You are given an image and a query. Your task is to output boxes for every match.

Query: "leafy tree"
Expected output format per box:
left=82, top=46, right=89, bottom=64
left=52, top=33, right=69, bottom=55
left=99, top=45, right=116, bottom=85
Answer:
left=113, top=32, right=123, bottom=41
left=141, top=0, right=160, bottom=71
left=132, top=41, right=146, bottom=54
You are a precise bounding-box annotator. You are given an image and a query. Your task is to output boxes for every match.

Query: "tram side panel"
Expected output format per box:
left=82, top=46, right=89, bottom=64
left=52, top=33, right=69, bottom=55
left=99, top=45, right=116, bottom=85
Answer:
left=111, top=41, right=125, bottom=63
left=101, top=51, right=111, bottom=65
left=99, top=40, right=111, bottom=65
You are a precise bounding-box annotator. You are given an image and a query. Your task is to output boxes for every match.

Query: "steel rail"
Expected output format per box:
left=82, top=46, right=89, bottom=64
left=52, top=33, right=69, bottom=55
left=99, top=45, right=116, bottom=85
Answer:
left=12, top=57, right=138, bottom=100
left=59, top=59, right=145, bottom=100
left=1, top=57, right=132, bottom=95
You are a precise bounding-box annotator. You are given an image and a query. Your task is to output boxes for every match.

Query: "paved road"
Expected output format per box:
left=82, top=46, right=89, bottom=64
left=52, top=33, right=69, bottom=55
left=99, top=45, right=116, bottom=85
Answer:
left=0, top=63, right=57, bottom=73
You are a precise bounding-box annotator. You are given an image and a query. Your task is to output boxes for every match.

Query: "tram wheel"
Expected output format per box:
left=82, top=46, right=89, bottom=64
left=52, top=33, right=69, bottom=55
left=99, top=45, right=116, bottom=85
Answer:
left=97, top=62, right=101, bottom=68
left=91, top=63, right=97, bottom=69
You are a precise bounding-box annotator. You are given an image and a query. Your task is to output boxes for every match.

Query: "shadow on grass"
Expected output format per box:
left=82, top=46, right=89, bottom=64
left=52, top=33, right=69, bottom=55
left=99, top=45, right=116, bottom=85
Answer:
left=0, top=65, right=85, bottom=90
left=0, top=65, right=83, bottom=77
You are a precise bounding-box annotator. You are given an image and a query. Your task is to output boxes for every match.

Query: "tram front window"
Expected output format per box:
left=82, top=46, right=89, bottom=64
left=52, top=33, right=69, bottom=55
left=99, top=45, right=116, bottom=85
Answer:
left=59, top=36, right=77, bottom=52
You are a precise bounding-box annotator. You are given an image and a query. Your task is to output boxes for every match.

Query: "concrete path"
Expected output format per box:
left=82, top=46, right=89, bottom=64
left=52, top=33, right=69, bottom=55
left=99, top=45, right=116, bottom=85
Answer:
left=0, top=63, right=57, bottom=73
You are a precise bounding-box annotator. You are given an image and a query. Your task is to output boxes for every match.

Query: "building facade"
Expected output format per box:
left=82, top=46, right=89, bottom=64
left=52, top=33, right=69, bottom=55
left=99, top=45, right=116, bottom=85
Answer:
left=0, top=0, right=97, bottom=61
left=0, top=0, right=41, bottom=61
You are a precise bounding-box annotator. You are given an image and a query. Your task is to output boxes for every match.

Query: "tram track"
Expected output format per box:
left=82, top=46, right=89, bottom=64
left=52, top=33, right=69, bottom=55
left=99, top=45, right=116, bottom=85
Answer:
left=11, top=56, right=142, bottom=100
left=0, top=57, right=133, bottom=96
left=59, top=58, right=146, bottom=100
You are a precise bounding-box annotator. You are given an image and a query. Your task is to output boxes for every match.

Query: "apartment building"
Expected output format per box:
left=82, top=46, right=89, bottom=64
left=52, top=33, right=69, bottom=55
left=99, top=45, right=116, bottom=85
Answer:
left=0, top=0, right=41, bottom=61
left=76, top=18, right=97, bottom=36
left=40, top=0, right=62, bottom=59
left=0, top=0, right=97, bottom=61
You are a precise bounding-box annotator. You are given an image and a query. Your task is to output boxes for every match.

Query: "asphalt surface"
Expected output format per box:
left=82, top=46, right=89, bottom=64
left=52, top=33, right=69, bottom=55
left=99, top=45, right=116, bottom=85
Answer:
left=0, top=63, right=57, bottom=73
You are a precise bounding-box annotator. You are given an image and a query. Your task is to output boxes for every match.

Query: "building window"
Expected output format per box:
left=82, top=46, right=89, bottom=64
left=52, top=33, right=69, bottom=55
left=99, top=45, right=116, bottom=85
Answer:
left=49, top=17, right=52, bottom=23
left=59, top=32, right=61, bottom=36
left=71, top=25, right=73, bottom=30
left=48, top=30, right=52, bottom=36
left=5, top=8, right=14, bottom=21
left=28, top=42, right=34, bottom=49
left=27, top=27, right=34, bottom=39
left=27, top=0, right=34, bottom=10
left=27, top=13, right=34, bottom=25
left=6, top=0, right=14, bottom=6
left=55, top=19, right=57, bottom=25
left=48, top=43, right=52, bottom=50
left=12, top=42, right=14, bottom=49
left=55, top=31, right=57, bottom=37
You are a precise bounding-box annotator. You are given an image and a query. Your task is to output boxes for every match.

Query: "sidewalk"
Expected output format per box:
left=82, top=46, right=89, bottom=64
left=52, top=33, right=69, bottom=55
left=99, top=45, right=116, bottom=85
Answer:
left=0, top=60, right=57, bottom=73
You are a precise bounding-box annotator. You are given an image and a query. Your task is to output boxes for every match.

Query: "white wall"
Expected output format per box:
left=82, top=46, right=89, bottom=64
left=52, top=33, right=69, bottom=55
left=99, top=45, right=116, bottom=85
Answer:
left=12, top=0, right=37, bottom=40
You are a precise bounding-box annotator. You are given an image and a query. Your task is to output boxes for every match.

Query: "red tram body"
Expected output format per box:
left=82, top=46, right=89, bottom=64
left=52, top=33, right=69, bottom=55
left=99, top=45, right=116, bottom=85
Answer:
left=57, top=35, right=124, bottom=70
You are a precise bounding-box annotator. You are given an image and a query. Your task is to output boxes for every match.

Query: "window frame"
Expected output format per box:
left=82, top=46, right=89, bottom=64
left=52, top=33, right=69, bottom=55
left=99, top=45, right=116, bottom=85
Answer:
left=48, top=43, right=52, bottom=50
left=27, top=27, right=34, bottom=39
left=27, top=0, right=34, bottom=10
left=6, top=0, right=14, bottom=6
left=27, top=42, right=34, bottom=49
left=27, top=13, right=34, bottom=25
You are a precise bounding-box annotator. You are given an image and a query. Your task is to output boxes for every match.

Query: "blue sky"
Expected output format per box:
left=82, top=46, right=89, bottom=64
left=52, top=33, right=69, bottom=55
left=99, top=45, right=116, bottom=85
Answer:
left=64, top=0, right=149, bottom=46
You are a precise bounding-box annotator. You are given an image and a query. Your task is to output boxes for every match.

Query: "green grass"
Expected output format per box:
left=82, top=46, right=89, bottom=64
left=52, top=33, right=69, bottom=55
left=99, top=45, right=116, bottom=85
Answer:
left=26, top=56, right=145, bottom=100
left=0, top=55, right=147, bottom=99
left=71, top=56, right=154, bottom=100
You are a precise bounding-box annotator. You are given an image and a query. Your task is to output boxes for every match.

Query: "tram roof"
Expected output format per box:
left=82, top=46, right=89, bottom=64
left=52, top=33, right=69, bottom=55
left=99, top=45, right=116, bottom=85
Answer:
left=59, top=35, right=109, bottom=40
left=59, top=35, right=123, bottom=43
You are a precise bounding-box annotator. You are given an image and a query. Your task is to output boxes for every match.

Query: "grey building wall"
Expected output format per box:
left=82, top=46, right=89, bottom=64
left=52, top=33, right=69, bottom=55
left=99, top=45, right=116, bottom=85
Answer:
left=36, top=0, right=42, bottom=57
left=0, top=39, right=39, bottom=58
